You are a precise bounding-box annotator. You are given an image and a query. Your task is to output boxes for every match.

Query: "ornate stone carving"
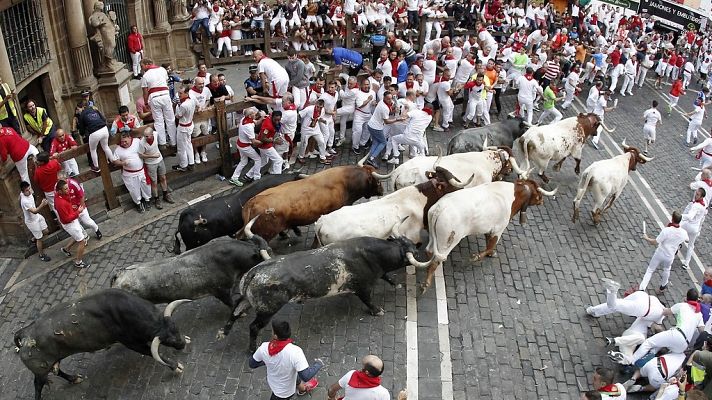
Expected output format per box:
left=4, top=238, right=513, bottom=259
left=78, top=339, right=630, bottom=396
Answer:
left=87, top=1, right=121, bottom=72
left=170, top=0, right=191, bottom=22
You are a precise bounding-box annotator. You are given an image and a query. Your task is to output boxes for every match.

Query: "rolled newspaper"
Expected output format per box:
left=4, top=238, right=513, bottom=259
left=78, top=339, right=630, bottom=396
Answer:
left=643, top=221, right=646, bottom=236
left=613, top=99, right=619, bottom=108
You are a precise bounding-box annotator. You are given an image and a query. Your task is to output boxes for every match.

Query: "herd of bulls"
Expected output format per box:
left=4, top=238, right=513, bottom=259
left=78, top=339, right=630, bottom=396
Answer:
left=14, top=113, right=653, bottom=399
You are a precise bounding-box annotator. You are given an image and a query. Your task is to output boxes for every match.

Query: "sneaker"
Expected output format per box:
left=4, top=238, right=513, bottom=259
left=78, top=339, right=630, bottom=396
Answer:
left=39, top=254, right=51, bottom=262
left=282, top=161, right=290, bottom=170
left=387, top=157, right=400, bottom=165
left=585, top=306, right=596, bottom=317
left=137, top=203, right=145, bottom=214
left=620, top=92, right=626, bottom=97
left=601, top=278, right=620, bottom=292
left=352, top=147, right=361, bottom=155
left=308, top=153, right=318, bottom=159
left=628, top=384, right=643, bottom=393
left=74, top=260, right=90, bottom=269
left=229, top=178, right=244, bottom=187
left=328, top=148, right=337, bottom=155
left=143, top=199, right=152, bottom=211
left=201, top=152, right=208, bottom=162
left=297, top=378, right=318, bottom=396
left=622, top=379, right=635, bottom=391
left=657, top=284, right=668, bottom=293
left=61, top=247, right=72, bottom=257
left=319, top=158, right=332, bottom=165
left=90, top=166, right=101, bottom=173
left=605, top=337, right=614, bottom=347
left=194, top=152, right=202, bottom=164
left=694, top=137, right=699, bottom=145
left=681, top=263, right=689, bottom=270
left=607, top=350, right=625, bottom=363
left=174, top=166, right=187, bottom=172
left=335, top=138, right=344, bottom=147
left=432, top=126, right=445, bottom=132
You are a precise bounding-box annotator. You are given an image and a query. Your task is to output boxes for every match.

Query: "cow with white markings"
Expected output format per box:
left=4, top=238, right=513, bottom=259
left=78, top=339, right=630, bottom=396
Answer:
left=314, top=165, right=474, bottom=246
left=515, top=113, right=615, bottom=183
left=411, top=179, right=557, bottom=291
left=572, top=140, right=653, bottom=225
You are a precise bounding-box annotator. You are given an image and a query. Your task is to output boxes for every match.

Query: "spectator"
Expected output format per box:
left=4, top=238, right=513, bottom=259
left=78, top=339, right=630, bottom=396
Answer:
left=191, top=0, right=211, bottom=43
left=49, top=128, right=79, bottom=177
left=19, top=181, right=51, bottom=262
left=110, top=105, right=142, bottom=138
left=0, top=76, right=20, bottom=133
left=139, top=127, right=174, bottom=209
left=112, top=131, right=153, bottom=213
left=141, top=58, right=176, bottom=147
left=0, top=126, right=38, bottom=183
left=327, top=355, right=390, bottom=400
left=33, top=152, right=62, bottom=213
left=23, top=99, right=56, bottom=152
left=58, top=169, right=102, bottom=240
left=127, top=25, right=144, bottom=80
left=78, top=103, right=113, bottom=173
left=188, top=76, right=212, bottom=164
left=174, top=85, right=196, bottom=172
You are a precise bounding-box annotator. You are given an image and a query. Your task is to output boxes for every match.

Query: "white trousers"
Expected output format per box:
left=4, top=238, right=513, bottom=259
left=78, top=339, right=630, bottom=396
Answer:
left=177, top=126, right=195, bottom=168
left=609, top=73, right=620, bottom=92
left=637, top=67, right=650, bottom=87
left=687, top=120, right=702, bottom=143
left=465, top=98, right=484, bottom=122
left=270, top=16, right=287, bottom=33
left=351, top=114, right=370, bottom=149
left=232, top=145, right=262, bottom=180
left=89, top=127, right=113, bottom=168
left=299, top=128, right=327, bottom=158
left=389, top=133, right=426, bottom=157
left=441, top=98, right=454, bottom=128
left=631, top=330, right=688, bottom=364
left=61, top=159, right=79, bottom=176
left=614, top=319, right=650, bottom=361
left=641, top=353, right=685, bottom=388
left=122, top=173, right=151, bottom=205
left=130, top=52, right=142, bottom=76
left=519, top=99, right=534, bottom=124
left=336, top=106, right=354, bottom=141
left=15, top=144, right=39, bottom=183
left=621, top=74, right=635, bottom=94
left=43, top=191, right=56, bottom=213
left=639, top=249, right=674, bottom=290
left=78, top=208, right=99, bottom=233
left=562, top=86, right=575, bottom=108
left=216, top=37, right=232, bottom=57
left=319, top=117, right=336, bottom=147
left=260, top=146, right=283, bottom=174
left=681, top=223, right=700, bottom=266
left=292, top=87, right=307, bottom=109
left=537, top=108, right=563, bottom=125
left=149, top=94, right=177, bottom=146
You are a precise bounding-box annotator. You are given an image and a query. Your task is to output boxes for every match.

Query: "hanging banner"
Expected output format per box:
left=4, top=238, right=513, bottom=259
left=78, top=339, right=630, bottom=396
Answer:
left=599, top=0, right=640, bottom=11
left=638, top=0, right=705, bottom=31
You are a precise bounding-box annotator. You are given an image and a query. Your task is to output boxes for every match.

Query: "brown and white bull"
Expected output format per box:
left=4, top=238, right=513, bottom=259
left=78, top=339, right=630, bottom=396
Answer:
left=241, top=163, right=384, bottom=241
left=314, top=166, right=474, bottom=246
left=411, top=180, right=557, bottom=291
left=517, top=113, right=615, bottom=183
left=373, top=143, right=526, bottom=190
left=572, top=140, right=653, bottom=224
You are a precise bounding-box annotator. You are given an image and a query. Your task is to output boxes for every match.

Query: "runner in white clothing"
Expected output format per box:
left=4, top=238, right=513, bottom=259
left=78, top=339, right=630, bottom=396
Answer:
left=173, top=86, right=196, bottom=171
left=254, top=50, right=290, bottom=98
left=515, top=67, right=542, bottom=124
left=690, top=137, right=712, bottom=169
left=680, top=188, right=707, bottom=269
left=19, top=181, right=51, bottom=262
left=387, top=102, right=432, bottom=163
left=642, top=101, right=662, bottom=154
left=327, top=355, right=391, bottom=400
left=639, top=211, right=689, bottom=291
left=230, top=108, right=264, bottom=186
left=112, top=132, right=152, bottom=212
left=684, top=99, right=705, bottom=145
left=140, top=58, right=176, bottom=146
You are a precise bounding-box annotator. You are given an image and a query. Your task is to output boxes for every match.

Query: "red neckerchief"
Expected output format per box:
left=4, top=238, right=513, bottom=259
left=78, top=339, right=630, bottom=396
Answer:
left=145, top=64, right=160, bottom=70
left=312, top=106, right=321, bottom=120
left=445, top=55, right=455, bottom=60
left=702, top=178, right=712, bottom=187
left=705, top=279, right=712, bottom=287
left=378, top=58, right=388, bottom=66
left=423, top=108, right=433, bottom=115
left=687, top=300, right=702, bottom=313
left=598, top=384, right=620, bottom=396
left=467, top=58, right=475, bottom=66
left=427, top=55, right=436, bottom=61
left=267, top=339, right=293, bottom=356
left=179, top=96, right=189, bottom=104
left=146, top=136, right=155, bottom=146
left=695, top=198, right=706, bottom=207
left=213, top=5, right=219, bottom=11
left=406, top=82, right=414, bottom=89
left=191, top=86, right=202, bottom=94
left=283, top=103, right=297, bottom=111
left=242, top=116, right=254, bottom=125
left=348, top=370, right=381, bottom=388
left=256, top=55, right=267, bottom=63
left=524, top=74, right=534, bottom=81
left=668, top=222, right=680, bottom=228
left=386, top=101, right=394, bottom=113
left=197, top=71, right=207, bottom=78
left=478, top=27, right=486, bottom=33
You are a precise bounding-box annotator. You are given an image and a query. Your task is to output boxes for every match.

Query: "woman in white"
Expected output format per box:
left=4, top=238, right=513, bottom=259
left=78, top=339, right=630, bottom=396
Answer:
left=230, top=108, right=263, bottom=186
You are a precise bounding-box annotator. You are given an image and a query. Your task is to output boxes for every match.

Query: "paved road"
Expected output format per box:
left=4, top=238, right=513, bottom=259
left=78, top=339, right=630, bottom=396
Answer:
left=0, top=74, right=709, bottom=400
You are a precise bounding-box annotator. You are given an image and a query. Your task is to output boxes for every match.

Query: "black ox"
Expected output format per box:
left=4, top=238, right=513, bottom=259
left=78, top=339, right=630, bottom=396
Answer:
left=447, top=116, right=531, bottom=154
left=14, top=289, right=191, bottom=400
left=173, top=171, right=306, bottom=253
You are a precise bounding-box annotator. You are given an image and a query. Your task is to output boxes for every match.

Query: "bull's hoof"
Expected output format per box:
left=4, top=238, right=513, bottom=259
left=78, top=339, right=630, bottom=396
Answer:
left=574, top=168, right=581, bottom=175
left=471, top=253, right=482, bottom=262
left=174, top=363, right=184, bottom=374
left=539, top=174, right=550, bottom=184
left=216, top=329, right=226, bottom=340
left=489, top=251, right=497, bottom=258
left=71, top=375, right=84, bottom=384
left=184, top=335, right=191, bottom=344
left=418, top=284, right=431, bottom=295
left=552, top=164, right=561, bottom=172
left=370, top=307, right=385, bottom=316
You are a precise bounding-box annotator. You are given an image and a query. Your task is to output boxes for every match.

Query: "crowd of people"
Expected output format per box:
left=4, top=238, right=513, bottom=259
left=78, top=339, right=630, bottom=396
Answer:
left=5, top=0, right=712, bottom=398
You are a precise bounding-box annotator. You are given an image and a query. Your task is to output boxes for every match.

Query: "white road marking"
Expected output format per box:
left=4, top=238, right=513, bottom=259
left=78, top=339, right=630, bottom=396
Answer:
left=405, top=265, right=419, bottom=400
left=187, top=194, right=212, bottom=205
left=434, top=264, right=454, bottom=400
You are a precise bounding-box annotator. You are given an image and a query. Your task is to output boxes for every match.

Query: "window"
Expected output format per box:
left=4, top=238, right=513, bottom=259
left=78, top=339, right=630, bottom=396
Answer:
left=0, top=0, right=51, bottom=82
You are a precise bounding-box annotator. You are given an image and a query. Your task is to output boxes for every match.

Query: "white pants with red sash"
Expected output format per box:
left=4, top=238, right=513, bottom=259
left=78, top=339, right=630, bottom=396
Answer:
left=270, top=79, right=289, bottom=98
left=122, top=170, right=152, bottom=205
left=630, top=329, right=689, bottom=365
left=641, top=353, right=685, bottom=388
left=177, top=124, right=195, bottom=168
left=260, top=146, right=283, bottom=174
left=149, top=93, right=176, bottom=146
left=232, top=144, right=262, bottom=180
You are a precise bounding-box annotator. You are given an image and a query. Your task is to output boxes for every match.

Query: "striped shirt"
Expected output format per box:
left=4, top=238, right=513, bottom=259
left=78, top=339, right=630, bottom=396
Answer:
left=543, top=60, right=560, bottom=81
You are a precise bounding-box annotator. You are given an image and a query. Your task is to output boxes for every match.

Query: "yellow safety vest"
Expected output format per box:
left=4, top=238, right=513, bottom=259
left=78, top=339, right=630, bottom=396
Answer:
left=0, top=82, right=17, bottom=120
left=23, top=107, right=53, bottom=136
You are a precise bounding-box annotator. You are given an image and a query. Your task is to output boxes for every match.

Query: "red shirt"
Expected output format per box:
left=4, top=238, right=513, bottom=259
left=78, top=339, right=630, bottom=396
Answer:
left=610, top=49, right=621, bottom=67
left=670, top=80, right=684, bottom=97
left=676, top=56, right=685, bottom=68
left=66, top=177, right=85, bottom=208
left=34, top=160, right=62, bottom=193
left=54, top=192, right=78, bottom=224
left=0, top=127, right=30, bottom=162
left=258, top=116, right=277, bottom=149
left=687, top=31, right=696, bottom=44
left=127, top=32, right=143, bottom=53
left=49, top=135, right=78, bottom=155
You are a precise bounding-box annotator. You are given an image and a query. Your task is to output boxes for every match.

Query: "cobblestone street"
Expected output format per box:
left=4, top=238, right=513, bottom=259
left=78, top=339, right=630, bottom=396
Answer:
left=1, top=75, right=711, bottom=400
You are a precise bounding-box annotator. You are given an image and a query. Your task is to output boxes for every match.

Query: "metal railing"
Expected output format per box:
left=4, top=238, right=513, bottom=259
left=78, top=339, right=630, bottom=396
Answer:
left=0, top=0, right=51, bottom=82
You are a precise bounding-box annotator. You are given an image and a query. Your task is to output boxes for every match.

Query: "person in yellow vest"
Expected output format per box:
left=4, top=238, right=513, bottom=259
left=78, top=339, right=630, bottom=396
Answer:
left=0, top=76, right=19, bottom=133
left=23, top=99, right=56, bottom=152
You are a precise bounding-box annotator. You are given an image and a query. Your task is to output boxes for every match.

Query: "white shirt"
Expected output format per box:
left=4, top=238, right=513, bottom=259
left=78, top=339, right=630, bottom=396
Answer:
left=141, top=67, right=170, bottom=100
left=20, top=192, right=40, bottom=226
left=368, top=100, right=391, bottom=130
left=516, top=76, right=540, bottom=103
left=681, top=201, right=707, bottom=230
left=176, top=98, right=197, bottom=126
left=586, top=86, right=600, bottom=109
left=339, top=87, right=357, bottom=109
left=258, top=57, right=289, bottom=83
left=623, top=59, right=636, bottom=76
left=114, top=139, right=144, bottom=177
left=565, top=71, right=579, bottom=89
left=453, top=60, right=476, bottom=85
left=252, top=342, right=309, bottom=399
left=422, top=59, right=437, bottom=83
left=337, top=370, right=390, bottom=400
left=655, top=226, right=689, bottom=258
left=670, top=302, right=704, bottom=340
left=690, top=176, right=712, bottom=205
left=355, top=90, right=376, bottom=115
left=193, top=4, right=210, bottom=19
left=139, top=136, right=163, bottom=165
left=275, top=99, right=298, bottom=135
left=398, top=81, right=420, bottom=98
left=437, top=79, right=452, bottom=104
left=405, top=109, right=432, bottom=138
left=375, top=58, right=392, bottom=79
left=643, top=108, right=661, bottom=127
left=320, top=91, right=339, bottom=119
left=237, top=116, right=256, bottom=145
left=691, top=105, right=705, bottom=123
left=593, top=96, right=608, bottom=117
left=415, top=80, right=428, bottom=109
left=406, top=0, right=419, bottom=11
left=526, top=30, right=547, bottom=47
left=299, top=105, right=324, bottom=134
left=188, top=86, right=212, bottom=109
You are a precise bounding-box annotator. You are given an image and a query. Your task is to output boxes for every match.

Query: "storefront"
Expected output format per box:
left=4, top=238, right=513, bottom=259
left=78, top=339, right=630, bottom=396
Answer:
left=638, top=0, right=706, bottom=31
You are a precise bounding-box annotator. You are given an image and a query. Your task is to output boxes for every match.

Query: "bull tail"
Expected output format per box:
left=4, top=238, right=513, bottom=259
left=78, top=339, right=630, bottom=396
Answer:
left=233, top=296, right=252, bottom=318
left=521, top=137, right=532, bottom=172
left=173, top=231, right=182, bottom=255
left=572, top=168, right=593, bottom=222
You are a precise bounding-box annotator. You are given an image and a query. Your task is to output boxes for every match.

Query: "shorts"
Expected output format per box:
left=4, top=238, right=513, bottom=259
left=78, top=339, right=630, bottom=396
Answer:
left=62, top=219, right=87, bottom=242
left=643, top=125, right=656, bottom=141
left=145, top=160, right=166, bottom=183
left=427, top=99, right=440, bottom=110
left=26, top=215, right=48, bottom=240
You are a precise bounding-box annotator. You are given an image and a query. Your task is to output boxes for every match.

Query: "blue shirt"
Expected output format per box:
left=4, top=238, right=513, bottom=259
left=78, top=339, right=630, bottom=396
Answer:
left=702, top=283, right=712, bottom=296
left=370, top=34, right=387, bottom=47
left=244, top=77, right=263, bottom=93
left=592, top=53, right=604, bottom=68
left=397, top=61, right=408, bottom=83
left=332, top=47, right=363, bottom=68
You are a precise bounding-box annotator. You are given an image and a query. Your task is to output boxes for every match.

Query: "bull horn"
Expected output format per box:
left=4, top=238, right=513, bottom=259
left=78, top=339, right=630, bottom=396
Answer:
left=406, top=252, right=433, bottom=268
left=482, top=136, right=488, bottom=149
left=357, top=155, right=368, bottom=167
left=372, top=169, right=395, bottom=180
left=601, top=122, right=616, bottom=132
left=244, top=215, right=260, bottom=239
left=449, top=174, right=475, bottom=188
left=259, top=249, right=271, bottom=261
left=510, top=156, right=526, bottom=177
left=390, top=216, right=408, bottom=237
left=164, top=299, right=192, bottom=318
left=621, top=138, right=631, bottom=150
left=432, top=150, right=443, bottom=170
left=151, top=337, right=169, bottom=366
left=639, top=153, right=654, bottom=162
left=538, top=187, right=558, bottom=196
left=297, top=173, right=310, bottom=179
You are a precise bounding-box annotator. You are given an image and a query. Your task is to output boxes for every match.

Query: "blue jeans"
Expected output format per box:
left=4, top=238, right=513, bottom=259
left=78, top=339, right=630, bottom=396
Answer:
left=367, top=126, right=386, bottom=159
left=190, top=18, right=210, bottom=42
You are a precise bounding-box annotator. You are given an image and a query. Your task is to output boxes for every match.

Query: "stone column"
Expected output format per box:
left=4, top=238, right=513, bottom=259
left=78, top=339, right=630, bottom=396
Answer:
left=66, top=0, right=97, bottom=87
left=153, top=0, right=170, bottom=31
left=0, top=29, right=16, bottom=87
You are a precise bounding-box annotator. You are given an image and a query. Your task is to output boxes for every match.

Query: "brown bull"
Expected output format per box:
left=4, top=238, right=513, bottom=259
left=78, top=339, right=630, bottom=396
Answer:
left=241, top=165, right=384, bottom=241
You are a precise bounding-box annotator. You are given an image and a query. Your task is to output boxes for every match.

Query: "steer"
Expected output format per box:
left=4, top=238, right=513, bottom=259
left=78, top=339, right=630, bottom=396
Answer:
left=516, top=113, right=615, bottom=183
left=314, top=166, right=474, bottom=246
left=217, top=228, right=428, bottom=351
left=241, top=163, right=384, bottom=241
left=447, top=116, right=530, bottom=154
left=373, top=145, right=526, bottom=190
left=572, top=140, right=653, bottom=224
left=412, top=180, right=557, bottom=291
left=111, top=217, right=271, bottom=308
left=172, top=171, right=306, bottom=253
left=14, top=289, right=191, bottom=400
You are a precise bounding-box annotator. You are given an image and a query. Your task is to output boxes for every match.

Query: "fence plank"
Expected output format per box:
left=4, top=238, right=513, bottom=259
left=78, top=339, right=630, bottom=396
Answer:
left=98, top=151, right=119, bottom=210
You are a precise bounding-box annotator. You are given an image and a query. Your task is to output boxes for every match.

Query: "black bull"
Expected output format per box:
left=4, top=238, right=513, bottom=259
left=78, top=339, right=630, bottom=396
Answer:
left=14, top=289, right=191, bottom=400
left=217, top=236, right=425, bottom=351
left=446, top=116, right=530, bottom=154
left=173, top=172, right=305, bottom=253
